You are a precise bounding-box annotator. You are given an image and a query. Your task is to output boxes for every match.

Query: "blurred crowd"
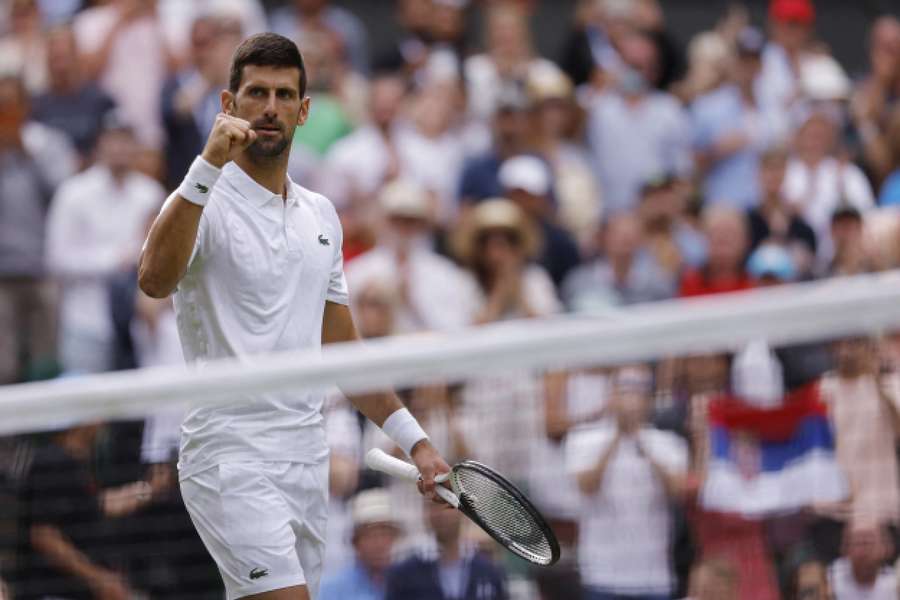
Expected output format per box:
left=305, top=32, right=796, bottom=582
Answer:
left=2, top=0, right=900, bottom=598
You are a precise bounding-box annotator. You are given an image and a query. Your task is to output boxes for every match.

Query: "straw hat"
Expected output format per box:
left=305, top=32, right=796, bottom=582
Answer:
left=452, top=198, right=541, bottom=265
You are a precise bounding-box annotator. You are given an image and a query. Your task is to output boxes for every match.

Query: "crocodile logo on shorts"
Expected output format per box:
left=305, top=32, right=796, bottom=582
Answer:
left=318, top=234, right=330, bottom=246
left=249, top=567, right=269, bottom=580
left=194, top=182, right=209, bottom=194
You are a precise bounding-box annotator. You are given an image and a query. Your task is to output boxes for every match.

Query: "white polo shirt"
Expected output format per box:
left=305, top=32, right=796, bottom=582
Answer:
left=168, top=161, right=349, bottom=479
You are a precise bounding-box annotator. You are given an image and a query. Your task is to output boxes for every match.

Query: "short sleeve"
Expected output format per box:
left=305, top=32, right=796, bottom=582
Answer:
left=321, top=196, right=350, bottom=305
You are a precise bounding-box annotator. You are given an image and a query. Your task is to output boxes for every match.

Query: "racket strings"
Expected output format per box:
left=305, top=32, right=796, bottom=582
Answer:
left=453, top=466, right=555, bottom=565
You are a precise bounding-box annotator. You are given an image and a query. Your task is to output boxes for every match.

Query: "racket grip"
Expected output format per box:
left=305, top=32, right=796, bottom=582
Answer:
left=365, top=448, right=421, bottom=481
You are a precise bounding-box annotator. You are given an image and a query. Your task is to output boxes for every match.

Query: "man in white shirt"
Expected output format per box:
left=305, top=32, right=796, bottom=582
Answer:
left=566, top=366, right=688, bottom=600
left=139, top=33, right=449, bottom=600
left=46, top=112, right=164, bottom=373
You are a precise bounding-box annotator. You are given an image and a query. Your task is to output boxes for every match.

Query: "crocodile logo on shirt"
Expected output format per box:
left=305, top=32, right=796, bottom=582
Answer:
left=318, top=234, right=330, bottom=246
left=194, top=182, right=209, bottom=194
left=249, top=567, right=269, bottom=580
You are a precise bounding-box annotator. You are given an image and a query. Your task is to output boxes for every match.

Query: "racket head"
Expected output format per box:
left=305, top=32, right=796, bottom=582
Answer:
left=448, top=460, right=560, bottom=566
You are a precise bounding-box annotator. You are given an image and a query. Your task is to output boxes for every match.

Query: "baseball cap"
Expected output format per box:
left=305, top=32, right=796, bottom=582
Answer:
left=769, top=0, right=815, bottom=24
left=736, top=27, right=765, bottom=56
left=747, top=243, right=797, bottom=281
left=350, top=488, right=398, bottom=530
left=379, top=179, right=431, bottom=220
left=498, top=155, right=552, bottom=197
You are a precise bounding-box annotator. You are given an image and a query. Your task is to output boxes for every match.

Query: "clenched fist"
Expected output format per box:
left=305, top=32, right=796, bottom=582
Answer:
left=201, top=113, right=258, bottom=168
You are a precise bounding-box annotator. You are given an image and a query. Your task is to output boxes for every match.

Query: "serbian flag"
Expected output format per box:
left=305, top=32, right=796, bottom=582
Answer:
left=700, top=383, right=848, bottom=517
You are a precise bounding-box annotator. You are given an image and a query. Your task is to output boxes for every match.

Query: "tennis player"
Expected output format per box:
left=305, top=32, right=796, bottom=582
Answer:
left=138, top=33, right=450, bottom=600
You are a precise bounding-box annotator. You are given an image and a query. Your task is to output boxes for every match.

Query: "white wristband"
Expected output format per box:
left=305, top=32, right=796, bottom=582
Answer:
left=381, top=408, right=428, bottom=457
left=178, top=156, right=221, bottom=207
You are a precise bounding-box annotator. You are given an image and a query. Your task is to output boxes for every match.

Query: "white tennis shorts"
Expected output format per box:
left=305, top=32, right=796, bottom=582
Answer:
left=180, top=461, right=329, bottom=600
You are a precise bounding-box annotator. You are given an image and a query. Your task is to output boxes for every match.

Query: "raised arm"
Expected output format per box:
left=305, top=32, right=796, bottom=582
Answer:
left=138, top=113, right=256, bottom=298
left=322, top=301, right=450, bottom=499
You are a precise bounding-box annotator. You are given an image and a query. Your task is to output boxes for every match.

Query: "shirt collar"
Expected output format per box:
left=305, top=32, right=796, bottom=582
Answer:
left=223, top=161, right=299, bottom=208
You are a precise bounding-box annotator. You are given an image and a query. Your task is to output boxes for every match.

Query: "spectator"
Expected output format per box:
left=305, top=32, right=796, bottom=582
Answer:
left=679, top=206, right=752, bottom=297
left=567, top=365, right=689, bottom=600
left=849, top=16, right=900, bottom=189
left=685, top=558, right=740, bottom=600
left=346, top=179, right=479, bottom=333
left=458, top=86, right=530, bottom=205
left=782, top=105, right=875, bottom=268
left=820, top=337, right=900, bottom=527
left=161, top=14, right=242, bottom=189
left=559, top=0, right=630, bottom=87
left=156, top=0, right=267, bottom=64
left=526, top=64, right=601, bottom=247
left=691, top=27, right=783, bottom=210
left=562, top=212, right=676, bottom=312
left=45, top=111, right=164, bottom=373
left=877, top=108, right=900, bottom=206
left=747, top=145, right=817, bottom=277
left=374, top=0, right=432, bottom=74
left=759, top=0, right=816, bottom=114
left=0, top=73, right=76, bottom=385
left=0, top=0, right=49, bottom=94
left=828, top=206, right=875, bottom=276
left=464, top=2, right=563, bottom=122
left=30, top=24, right=117, bottom=161
left=384, top=497, right=508, bottom=600
left=16, top=422, right=169, bottom=599
left=585, top=29, right=693, bottom=214
left=269, top=0, right=369, bottom=75
left=319, top=489, right=401, bottom=600
left=637, top=175, right=707, bottom=280
left=498, top=154, right=581, bottom=287
left=74, top=0, right=173, bottom=151
left=828, top=521, right=896, bottom=600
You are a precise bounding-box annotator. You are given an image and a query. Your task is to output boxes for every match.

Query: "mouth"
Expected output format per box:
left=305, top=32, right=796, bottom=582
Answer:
left=253, top=125, right=282, bottom=138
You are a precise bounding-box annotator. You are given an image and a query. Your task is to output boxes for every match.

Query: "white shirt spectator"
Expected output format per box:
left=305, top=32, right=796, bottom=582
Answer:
left=782, top=156, right=875, bottom=265
left=170, top=162, right=349, bottom=479
left=566, top=422, right=688, bottom=595
left=46, top=165, right=163, bottom=373
left=74, top=6, right=169, bottom=148
left=828, top=558, right=896, bottom=600
left=585, top=90, right=693, bottom=214
left=157, top=0, right=266, bottom=58
left=319, top=125, right=396, bottom=208
left=394, top=122, right=466, bottom=225
left=346, top=246, right=479, bottom=334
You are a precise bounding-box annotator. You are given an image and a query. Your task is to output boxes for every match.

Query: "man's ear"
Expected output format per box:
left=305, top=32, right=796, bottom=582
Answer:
left=221, top=89, right=235, bottom=116
left=297, top=96, right=311, bottom=127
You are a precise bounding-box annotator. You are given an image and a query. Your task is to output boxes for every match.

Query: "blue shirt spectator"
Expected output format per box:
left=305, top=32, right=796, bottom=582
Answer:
left=320, top=561, right=385, bottom=600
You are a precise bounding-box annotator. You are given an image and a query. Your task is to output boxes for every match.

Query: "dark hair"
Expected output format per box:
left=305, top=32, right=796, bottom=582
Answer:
left=229, top=33, right=307, bottom=97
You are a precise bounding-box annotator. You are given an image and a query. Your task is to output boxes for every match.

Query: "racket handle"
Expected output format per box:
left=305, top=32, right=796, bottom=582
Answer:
left=365, top=448, right=460, bottom=509
left=365, top=448, right=421, bottom=481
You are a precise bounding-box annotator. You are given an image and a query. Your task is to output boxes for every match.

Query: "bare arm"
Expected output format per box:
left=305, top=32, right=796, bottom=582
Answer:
left=322, top=301, right=450, bottom=498
left=138, top=113, right=256, bottom=298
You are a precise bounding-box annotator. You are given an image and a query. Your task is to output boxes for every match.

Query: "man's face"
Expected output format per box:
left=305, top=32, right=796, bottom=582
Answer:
left=705, top=214, right=748, bottom=272
left=494, top=108, right=527, bottom=150
left=870, top=18, right=900, bottom=82
left=760, top=156, right=787, bottom=197
left=225, top=65, right=308, bottom=161
left=353, top=523, right=398, bottom=573
left=369, top=77, right=406, bottom=130
left=830, top=215, right=863, bottom=252
left=98, top=129, right=138, bottom=172
left=772, top=19, right=812, bottom=53
left=735, top=53, right=761, bottom=87
left=846, top=527, right=885, bottom=571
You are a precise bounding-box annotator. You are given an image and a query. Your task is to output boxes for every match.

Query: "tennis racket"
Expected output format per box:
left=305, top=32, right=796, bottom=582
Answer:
left=365, top=448, right=561, bottom=566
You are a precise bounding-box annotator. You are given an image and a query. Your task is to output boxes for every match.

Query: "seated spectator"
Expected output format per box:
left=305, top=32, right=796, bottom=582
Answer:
left=319, top=489, right=401, bottom=600
left=685, top=558, right=740, bottom=600
left=828, top=205, right=875, bottom=276
left=30, top=24, right=117, bottom=162
left=782, top=104, right=875, bottom=268
left=567, top=365, right=689, bottom=600
left=584, top=29, right=692, bottom=214
left=562, top=212, right=676, bottom=312
left=747, top=145, right=817, bottom=277
left=821, top=337, right=900, bottom=528
left=692, top=27, right=784, bottom=211
left=498, top=154, right=581, bottom=287
left=269, top=0, right=369, bottom=75
left=0, top=73, right=76, bottom=384
left=346, top=179, right=479, bottom=333
left=458, top=87, right=530, bottom=205
left=829, top=521, right=896, bottom=599
left=679, top=206, right=752, bottom=297
left=15, top=422, right=168, bottom=599
left=877, top=108, right=900, bottom=206
left=45, top=112, right=164, bottom=373
left=384, top=497, right=508, bottom=600
left=161, top=13, right=242, bottom=189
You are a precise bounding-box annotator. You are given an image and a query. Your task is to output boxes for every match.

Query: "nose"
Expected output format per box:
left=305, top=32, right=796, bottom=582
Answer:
left=264, top=91, right=278, bottom=118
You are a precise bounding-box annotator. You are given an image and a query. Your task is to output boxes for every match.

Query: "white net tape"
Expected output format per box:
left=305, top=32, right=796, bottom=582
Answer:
left=2, top=271, right=900, bottom=435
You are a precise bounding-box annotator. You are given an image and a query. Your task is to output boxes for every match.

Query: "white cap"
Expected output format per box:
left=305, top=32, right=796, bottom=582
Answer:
left=379, top=179, right=431, bottom=220
left=800, top=54, right=851, bottom=101
left=350, top=488, right=398, bottom=529
left=498, top=155, right=552, bottom=197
